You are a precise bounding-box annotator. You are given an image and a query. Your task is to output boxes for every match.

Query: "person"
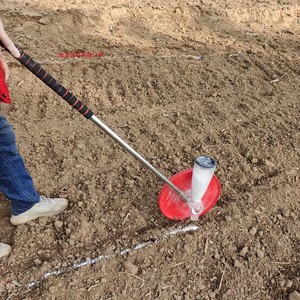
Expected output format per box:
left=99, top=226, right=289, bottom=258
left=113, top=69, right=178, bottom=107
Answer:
left=0, top=19, right=68, bottom=259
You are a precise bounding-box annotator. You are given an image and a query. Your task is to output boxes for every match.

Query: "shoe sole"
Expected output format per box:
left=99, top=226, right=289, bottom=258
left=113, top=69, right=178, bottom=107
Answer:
left=10, top=205, right=68, bottom=226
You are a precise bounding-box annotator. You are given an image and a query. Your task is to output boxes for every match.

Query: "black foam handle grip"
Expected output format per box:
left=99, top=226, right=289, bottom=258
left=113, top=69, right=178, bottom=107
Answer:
left=17, top=49, right=94, bottom=119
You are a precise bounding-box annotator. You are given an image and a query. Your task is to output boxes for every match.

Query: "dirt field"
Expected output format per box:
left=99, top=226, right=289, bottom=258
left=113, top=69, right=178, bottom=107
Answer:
left=0, top=0, right=299, bottom=299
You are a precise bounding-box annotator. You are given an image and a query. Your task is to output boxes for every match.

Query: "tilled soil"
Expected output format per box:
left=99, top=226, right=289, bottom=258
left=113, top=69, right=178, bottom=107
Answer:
left=0, top=1, right=299, bottom=299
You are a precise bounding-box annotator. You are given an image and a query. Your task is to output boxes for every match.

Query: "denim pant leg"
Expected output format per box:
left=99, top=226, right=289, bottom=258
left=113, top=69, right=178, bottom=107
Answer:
left=0, top=113, right=40, bottom=215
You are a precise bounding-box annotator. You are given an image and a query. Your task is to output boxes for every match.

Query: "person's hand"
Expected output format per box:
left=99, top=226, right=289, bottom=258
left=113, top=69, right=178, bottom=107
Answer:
left=0, top=19, right=20, bottom=81
left=0, top=19, right=20, bottom=58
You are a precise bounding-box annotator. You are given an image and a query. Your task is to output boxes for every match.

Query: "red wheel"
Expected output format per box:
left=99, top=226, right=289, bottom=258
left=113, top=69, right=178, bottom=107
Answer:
left=158, top=168, right=221, bottom=220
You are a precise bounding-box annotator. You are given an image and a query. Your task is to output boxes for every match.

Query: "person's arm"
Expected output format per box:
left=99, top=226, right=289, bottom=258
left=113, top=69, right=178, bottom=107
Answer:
left=0, top=19, right=20, bottom=81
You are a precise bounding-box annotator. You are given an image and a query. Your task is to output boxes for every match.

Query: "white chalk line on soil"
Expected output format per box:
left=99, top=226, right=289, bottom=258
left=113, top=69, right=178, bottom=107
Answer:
left=25, top=224, right=199, bottom=288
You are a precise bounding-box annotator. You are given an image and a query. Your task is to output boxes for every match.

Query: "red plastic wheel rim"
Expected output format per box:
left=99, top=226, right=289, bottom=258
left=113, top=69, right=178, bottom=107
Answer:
left=158, top=168, right=221, bottom=221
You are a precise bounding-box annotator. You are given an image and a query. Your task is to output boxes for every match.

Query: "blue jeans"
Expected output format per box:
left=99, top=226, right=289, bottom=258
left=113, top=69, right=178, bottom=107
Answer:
left=0, top=113, right=40, bottom=215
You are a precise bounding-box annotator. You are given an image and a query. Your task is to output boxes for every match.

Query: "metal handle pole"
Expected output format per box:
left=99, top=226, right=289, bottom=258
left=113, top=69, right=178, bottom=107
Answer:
left=1, top=44, right=189, bottom=202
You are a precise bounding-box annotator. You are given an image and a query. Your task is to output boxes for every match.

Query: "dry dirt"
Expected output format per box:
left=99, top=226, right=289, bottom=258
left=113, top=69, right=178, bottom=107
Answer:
left=0, top=0, right=299, bottom=299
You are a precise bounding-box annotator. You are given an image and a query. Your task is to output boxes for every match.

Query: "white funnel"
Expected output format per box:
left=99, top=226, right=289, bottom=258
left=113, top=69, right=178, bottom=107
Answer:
left=189, top=156, right=216, bottom=221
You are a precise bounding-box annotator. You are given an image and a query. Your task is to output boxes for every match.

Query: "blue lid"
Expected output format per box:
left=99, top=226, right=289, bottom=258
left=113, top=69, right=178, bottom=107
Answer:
left=195, top=156, right=216, bottom=168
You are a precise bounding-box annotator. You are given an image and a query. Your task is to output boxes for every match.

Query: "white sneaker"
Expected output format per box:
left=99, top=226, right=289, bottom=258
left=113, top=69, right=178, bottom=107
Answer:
left=0, top=243, right=11, bottom=259
left=10, top=196, right=68, bottom=226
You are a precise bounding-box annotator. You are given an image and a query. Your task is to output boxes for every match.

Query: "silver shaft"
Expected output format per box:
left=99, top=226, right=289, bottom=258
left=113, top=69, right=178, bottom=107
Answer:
left=91, top=115, right=189, bottom=202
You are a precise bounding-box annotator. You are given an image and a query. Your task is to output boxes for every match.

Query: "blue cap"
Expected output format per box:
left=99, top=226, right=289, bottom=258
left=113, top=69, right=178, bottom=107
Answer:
left=195, top=156, right=216, bottom=168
